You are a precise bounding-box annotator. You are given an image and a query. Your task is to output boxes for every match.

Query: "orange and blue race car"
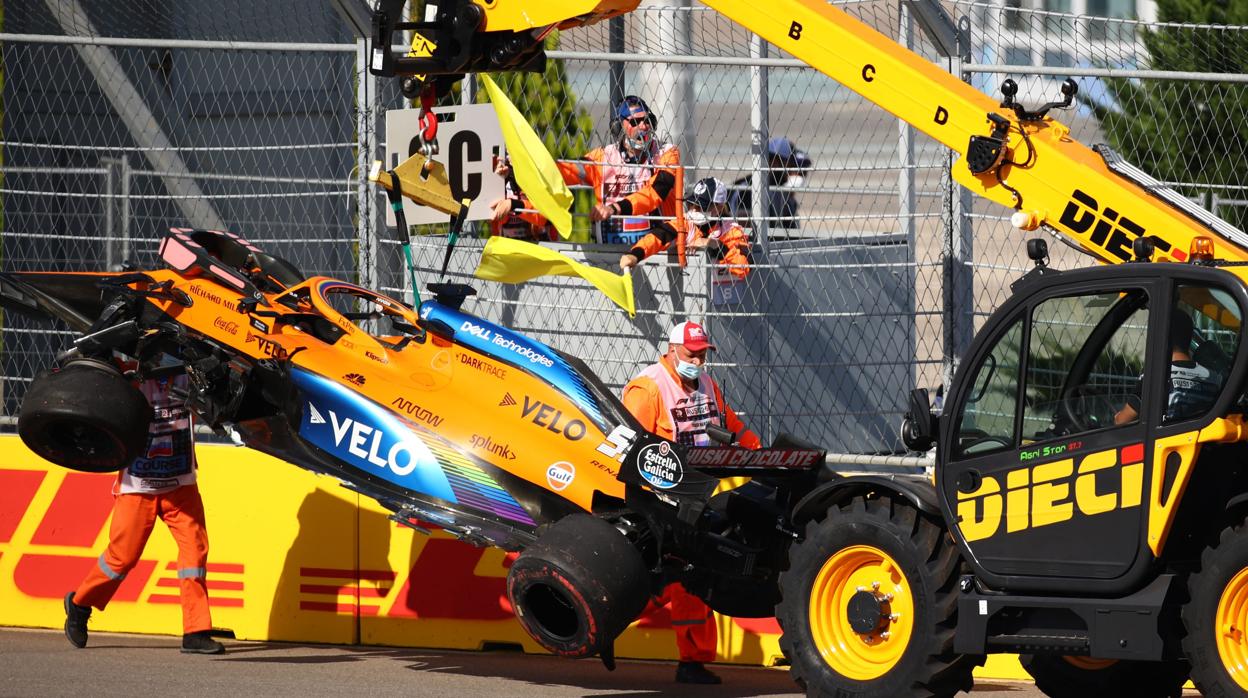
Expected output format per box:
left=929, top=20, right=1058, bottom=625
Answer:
left=0, top=227, right=872, bottom=670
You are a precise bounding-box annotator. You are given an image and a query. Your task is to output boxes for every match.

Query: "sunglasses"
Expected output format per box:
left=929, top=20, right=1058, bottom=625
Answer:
left=623, top=115, right=649, bottom=127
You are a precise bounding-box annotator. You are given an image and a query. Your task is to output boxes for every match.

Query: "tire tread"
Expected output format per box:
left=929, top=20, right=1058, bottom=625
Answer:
left=777, top=494, right=981, bottom=698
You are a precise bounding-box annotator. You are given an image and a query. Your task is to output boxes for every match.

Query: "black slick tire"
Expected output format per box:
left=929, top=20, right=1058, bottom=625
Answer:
left=18, top=359, right=151, bottom=472
left=506, top=513, right=650, bottom=659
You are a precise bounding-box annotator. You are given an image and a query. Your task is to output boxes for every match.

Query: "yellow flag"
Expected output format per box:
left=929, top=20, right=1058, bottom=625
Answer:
left=480, top=74, right=574, bottom=239
left=474, top=237, right=635, bottom=317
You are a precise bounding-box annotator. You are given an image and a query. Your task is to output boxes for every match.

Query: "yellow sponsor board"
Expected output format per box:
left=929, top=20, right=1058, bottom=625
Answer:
left=0, top=436, right=1030, bottom=680
left=0, top=438, right=358, bottom=643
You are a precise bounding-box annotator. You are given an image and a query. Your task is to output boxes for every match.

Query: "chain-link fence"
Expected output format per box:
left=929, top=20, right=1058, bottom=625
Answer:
left=3, top=0, right=1247, bottom=458
left=957, top=0, right=1248, bottom=322
left=0, top=1, right=363, bottom=419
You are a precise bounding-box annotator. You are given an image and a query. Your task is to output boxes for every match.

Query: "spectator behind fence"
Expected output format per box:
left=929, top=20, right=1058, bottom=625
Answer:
left=731, top=136, right=812, bottom=232
left=619, top=177, right=752, bottom=279
left=558, top=95, right=683, bottom=245
left=488, top=155, right=558, bottom=241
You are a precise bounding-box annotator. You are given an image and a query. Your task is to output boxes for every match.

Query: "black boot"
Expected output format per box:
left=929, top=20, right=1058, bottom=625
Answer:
left=63, top=592, right=91, bottom=649
left=181, top=630, right=225, bottom=655
left=675, top=661, right=722, bottom=684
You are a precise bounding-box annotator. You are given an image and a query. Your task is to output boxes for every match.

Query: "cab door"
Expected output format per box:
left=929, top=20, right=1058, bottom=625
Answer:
left=940, top=268, right=1248, bottom=594
left=939, top=279, right=1162, bottom=593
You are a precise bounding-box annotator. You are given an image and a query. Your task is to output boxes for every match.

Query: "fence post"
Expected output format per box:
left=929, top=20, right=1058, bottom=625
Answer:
left=639, top=1, right=695, bottom=168
left=943, top=17, right=975, bottom=388
left=898, top=2, right=916, bottom=285
left=750, top=33, right=770, bottom=252
left=356, top=39, right=378, bottom=294
left=102, top=155, right=132, bottom=271
left=609, top=17, right=626, bottom=118
left=748, top=31, right=773, bottom=439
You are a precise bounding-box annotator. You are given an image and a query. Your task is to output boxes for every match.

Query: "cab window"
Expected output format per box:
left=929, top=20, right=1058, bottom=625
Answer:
left=955, top=319, right=1023, bottom=457
left=1164, top=284, right=1241, bottom=423
left=1021, top=290, right=1149, bottom=439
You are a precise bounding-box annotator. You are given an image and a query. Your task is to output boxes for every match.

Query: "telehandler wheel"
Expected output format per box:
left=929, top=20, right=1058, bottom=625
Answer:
left=776, top=495, right=979, bottom=697
left=1183, top=516, right=1248, bottom=695
left=18, top=359, right=152, bottom=472
left=1020, top=654, right=1189, bottom=698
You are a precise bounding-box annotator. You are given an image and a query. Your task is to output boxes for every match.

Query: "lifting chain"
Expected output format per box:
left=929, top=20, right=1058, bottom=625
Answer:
left=417, top=83, right=439, bottom=161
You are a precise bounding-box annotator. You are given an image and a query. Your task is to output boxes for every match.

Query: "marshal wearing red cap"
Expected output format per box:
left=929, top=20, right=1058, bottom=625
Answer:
left=670, top=320, right=716, bottom=352
left=621, top=320, right=759, bottom=685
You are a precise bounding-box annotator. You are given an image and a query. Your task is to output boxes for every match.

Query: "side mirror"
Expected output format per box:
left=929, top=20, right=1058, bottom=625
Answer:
left=901, top=388, right=939, bottom=452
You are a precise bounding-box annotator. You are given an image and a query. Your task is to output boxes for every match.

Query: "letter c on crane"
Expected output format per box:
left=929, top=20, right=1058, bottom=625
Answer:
left=862, top=64, right=875, bottom=82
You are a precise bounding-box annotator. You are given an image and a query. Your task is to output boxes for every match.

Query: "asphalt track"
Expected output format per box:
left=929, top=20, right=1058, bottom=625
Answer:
left=3, top=627, right=1204, bottom=698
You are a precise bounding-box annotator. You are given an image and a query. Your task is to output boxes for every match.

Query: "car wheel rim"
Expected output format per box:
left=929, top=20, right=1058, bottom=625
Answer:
left=50, top=421, right=121, bottom=460
left=1216, top=566, right=1248, bottom=691
left=808, top=544, right=914, bottom=680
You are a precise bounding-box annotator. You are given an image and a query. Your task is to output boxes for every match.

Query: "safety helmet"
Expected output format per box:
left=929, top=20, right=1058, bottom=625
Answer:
left=684, top=177, right=728, bottom=211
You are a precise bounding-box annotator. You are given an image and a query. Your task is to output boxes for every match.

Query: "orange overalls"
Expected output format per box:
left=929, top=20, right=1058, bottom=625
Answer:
left=622, top=356, right=760, bottom=661
left=72, top=376, right=213, bottom=635
left=627, top=217, right=753, bottom=280
left=558, top=140, right=684, bottom=244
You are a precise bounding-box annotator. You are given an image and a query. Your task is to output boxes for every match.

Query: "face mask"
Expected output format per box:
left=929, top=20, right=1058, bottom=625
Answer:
left=784, top=174, right=805, bottom=189
left=675, top=359, right=702, bottom=381
left=625, top=130, right=652, bottom=152
left=687, top=209, right=709, bottom=227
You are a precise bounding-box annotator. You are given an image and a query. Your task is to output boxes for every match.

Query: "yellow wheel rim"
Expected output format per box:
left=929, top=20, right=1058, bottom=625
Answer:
left=808, top=544, right=915, bottom=680
left=1061, top=656, right=1117, bottom=671
left=1215, top=567, right=1248, bottom=691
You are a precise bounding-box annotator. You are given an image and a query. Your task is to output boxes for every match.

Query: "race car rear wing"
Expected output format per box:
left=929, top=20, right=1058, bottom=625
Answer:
left=159, top=228, right=270, bottom=308
left=618, top=430, right=826, bottom=496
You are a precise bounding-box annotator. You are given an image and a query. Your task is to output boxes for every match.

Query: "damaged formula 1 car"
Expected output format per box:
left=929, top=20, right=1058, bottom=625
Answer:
left=2, top=228, right=942, bottom=687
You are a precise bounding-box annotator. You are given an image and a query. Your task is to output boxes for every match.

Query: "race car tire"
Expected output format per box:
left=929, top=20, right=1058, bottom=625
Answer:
left=507, top=513, right=650, bottom=659
left=18, top=359, right=152, bottom=473
left=777, top=494, right=980, bottom=697
left=1020, top=654, right=1188, bottom=698
left=1183, top=515, right=1248, bottom=696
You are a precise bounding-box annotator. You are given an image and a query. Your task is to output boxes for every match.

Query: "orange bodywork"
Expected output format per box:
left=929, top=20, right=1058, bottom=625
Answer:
left=114, top=269, right=628, bottom=519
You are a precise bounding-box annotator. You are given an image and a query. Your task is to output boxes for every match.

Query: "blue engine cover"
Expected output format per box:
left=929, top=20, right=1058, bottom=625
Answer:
left=419, top=301, right=606, bottom=429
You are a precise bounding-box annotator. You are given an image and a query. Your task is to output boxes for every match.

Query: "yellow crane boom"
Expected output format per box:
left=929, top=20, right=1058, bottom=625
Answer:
left=370, top=0, right=1248, bottom=267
